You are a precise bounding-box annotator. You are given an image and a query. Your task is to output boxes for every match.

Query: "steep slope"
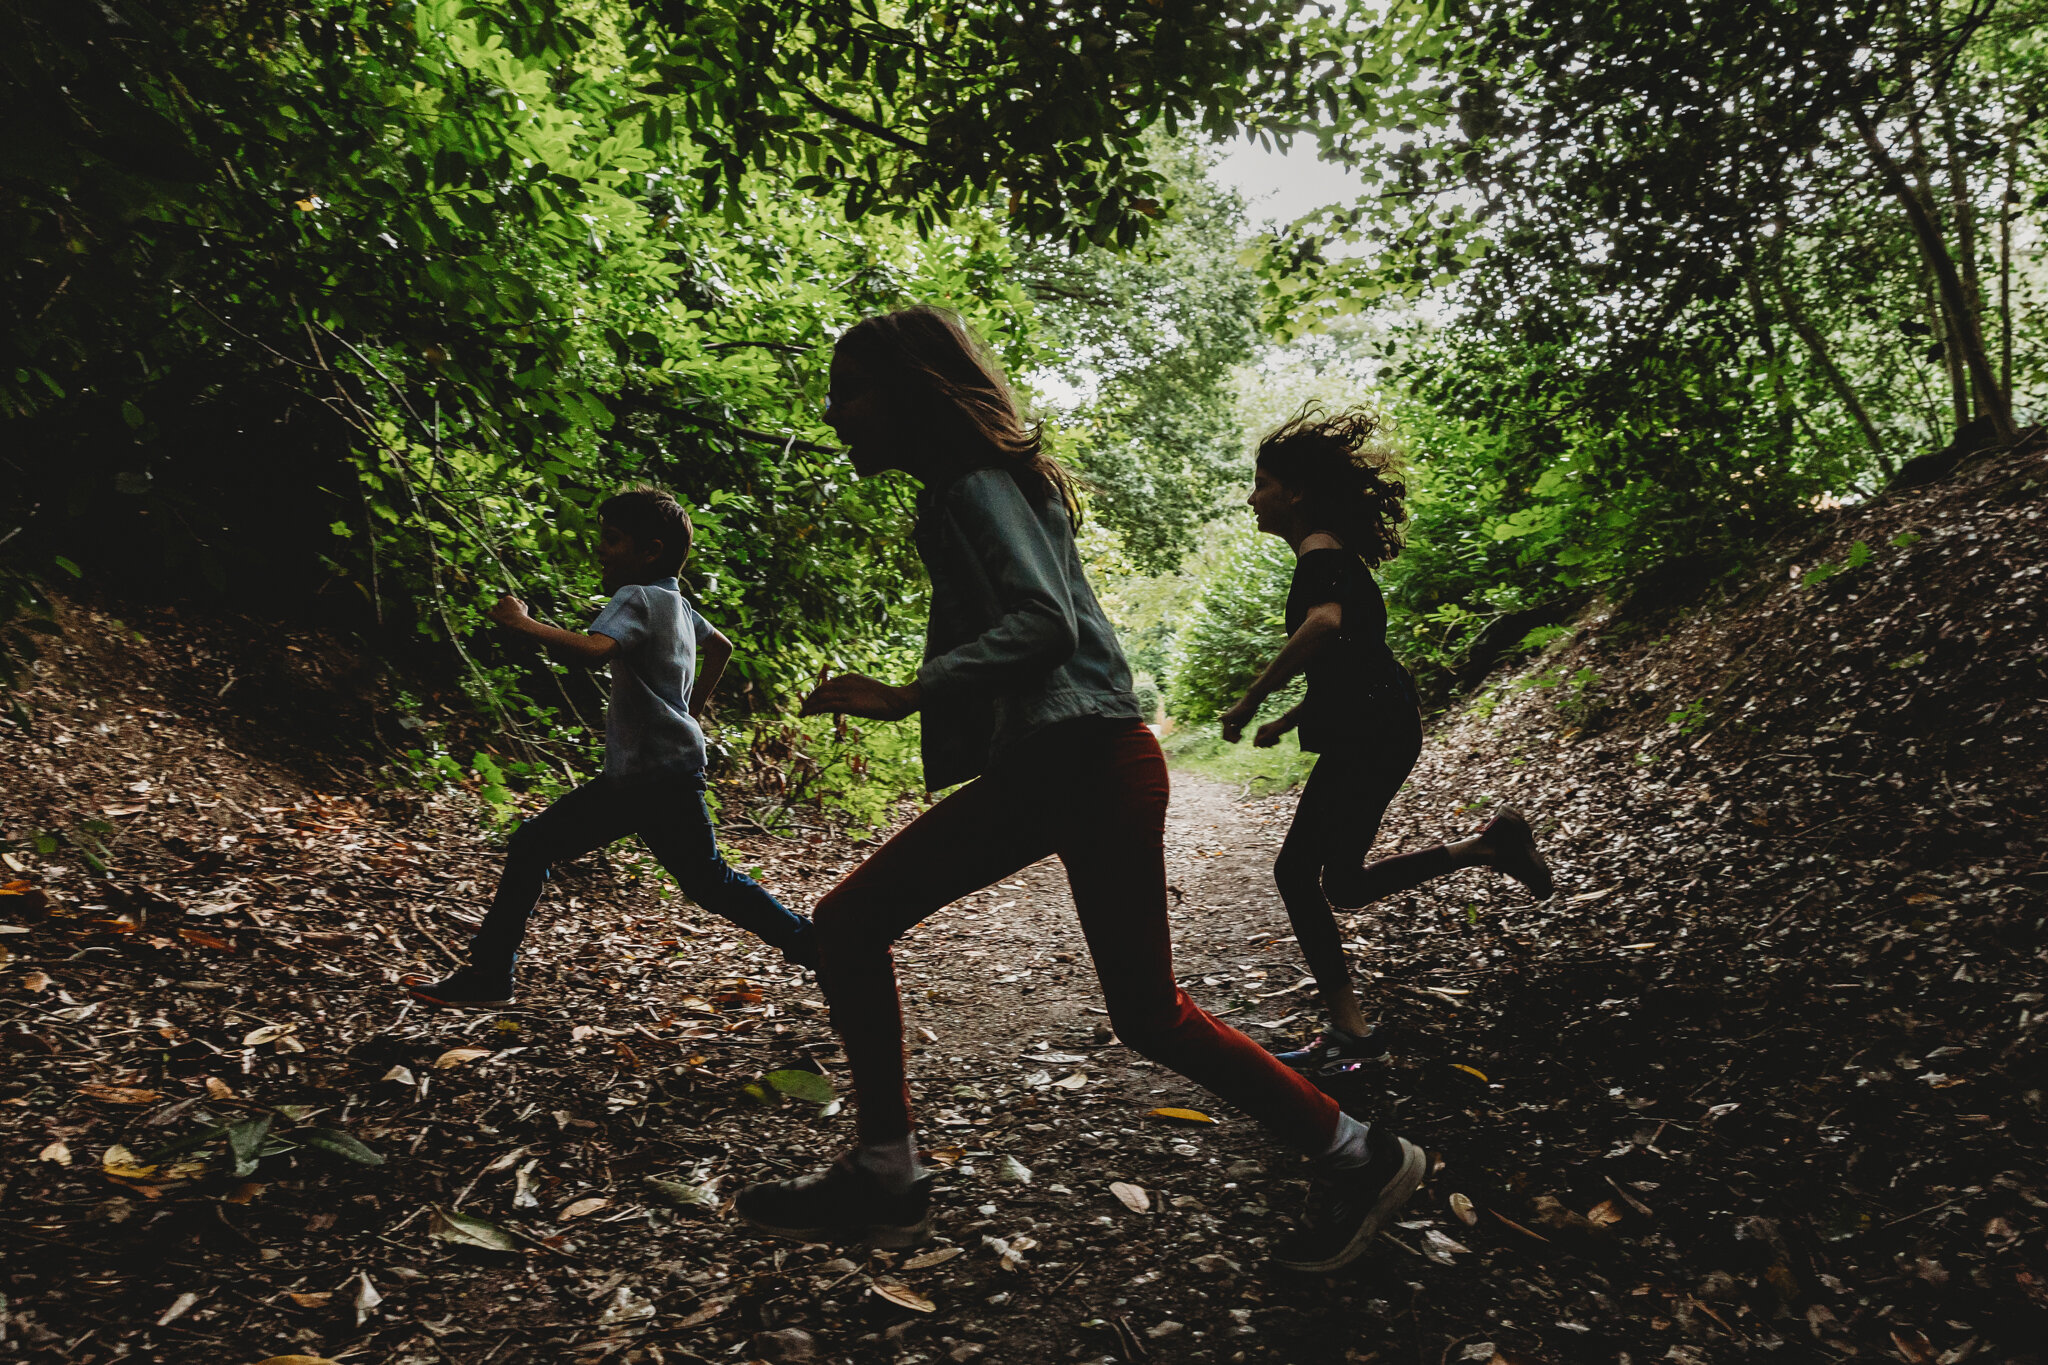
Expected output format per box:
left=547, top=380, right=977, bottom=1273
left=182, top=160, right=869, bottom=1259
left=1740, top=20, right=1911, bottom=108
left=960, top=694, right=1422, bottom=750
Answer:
left=1245, top=435, right=2048, bottom=1361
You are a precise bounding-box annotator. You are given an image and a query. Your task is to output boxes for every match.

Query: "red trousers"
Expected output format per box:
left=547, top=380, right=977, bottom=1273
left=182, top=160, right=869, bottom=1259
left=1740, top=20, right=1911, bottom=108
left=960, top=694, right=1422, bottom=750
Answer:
left=812, top=717, right=1341, bottom=1152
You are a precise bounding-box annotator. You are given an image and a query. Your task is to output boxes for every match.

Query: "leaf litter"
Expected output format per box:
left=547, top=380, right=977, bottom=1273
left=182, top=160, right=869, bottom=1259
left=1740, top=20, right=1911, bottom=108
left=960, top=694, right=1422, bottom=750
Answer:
left=0, top=442, right=2044, bottom=1361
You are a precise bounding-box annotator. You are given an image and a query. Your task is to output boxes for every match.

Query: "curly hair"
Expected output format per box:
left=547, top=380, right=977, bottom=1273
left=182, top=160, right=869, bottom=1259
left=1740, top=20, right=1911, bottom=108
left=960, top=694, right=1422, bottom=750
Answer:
left=1255, top=404, right=1408, bottom=566
left=835, top=306, right=1080, bottom=525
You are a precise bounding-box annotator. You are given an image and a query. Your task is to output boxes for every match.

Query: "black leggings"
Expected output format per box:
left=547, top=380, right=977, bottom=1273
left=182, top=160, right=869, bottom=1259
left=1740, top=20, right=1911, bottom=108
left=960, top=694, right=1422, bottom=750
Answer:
left=1273, top=713, right=1441, bottom=990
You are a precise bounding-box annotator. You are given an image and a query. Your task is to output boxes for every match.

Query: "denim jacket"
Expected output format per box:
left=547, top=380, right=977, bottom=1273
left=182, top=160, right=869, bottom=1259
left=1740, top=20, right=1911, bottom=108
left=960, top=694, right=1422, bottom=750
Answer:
left=913, top=465, right=1142, bottom=790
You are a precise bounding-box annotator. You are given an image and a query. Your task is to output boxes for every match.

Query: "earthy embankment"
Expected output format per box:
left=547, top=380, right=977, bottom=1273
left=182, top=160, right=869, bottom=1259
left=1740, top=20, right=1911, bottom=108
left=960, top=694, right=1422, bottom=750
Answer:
left=1, top=441, right=2042, bottom=1364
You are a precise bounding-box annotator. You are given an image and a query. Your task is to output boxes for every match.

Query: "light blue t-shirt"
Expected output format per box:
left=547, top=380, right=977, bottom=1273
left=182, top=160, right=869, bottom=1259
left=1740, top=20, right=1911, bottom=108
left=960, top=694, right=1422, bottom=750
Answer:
left=587, top=577, right=714, bottom=780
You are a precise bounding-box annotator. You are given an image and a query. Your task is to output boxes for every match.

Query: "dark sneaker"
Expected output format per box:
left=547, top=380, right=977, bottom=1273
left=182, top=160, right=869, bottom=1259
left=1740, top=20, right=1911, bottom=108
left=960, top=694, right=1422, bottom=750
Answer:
left=1272, top=1134, right=1429, bottom=1273
left=407, top=966, right=514, bottom=1007
left=1275, top=1025, right=1387, bottom=1073
left=735, top=1156, right=933, bottom=1249
left=1482, top=806, right=1554, bottom=899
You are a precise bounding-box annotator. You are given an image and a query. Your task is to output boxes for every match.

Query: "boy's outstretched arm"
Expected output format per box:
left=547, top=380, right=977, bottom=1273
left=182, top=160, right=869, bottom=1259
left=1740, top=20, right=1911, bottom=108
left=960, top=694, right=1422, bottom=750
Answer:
left=489, top=594, right=619, bottom=666
left=692, top=628, right=733, bottom=719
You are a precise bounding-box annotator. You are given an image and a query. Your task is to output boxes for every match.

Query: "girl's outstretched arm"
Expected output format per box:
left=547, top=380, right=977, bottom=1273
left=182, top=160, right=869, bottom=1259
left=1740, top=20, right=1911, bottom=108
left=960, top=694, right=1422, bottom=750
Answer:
left=1253, top=702, right=1307, bottom=748
left=1219, top=601, right=1342, bottom=741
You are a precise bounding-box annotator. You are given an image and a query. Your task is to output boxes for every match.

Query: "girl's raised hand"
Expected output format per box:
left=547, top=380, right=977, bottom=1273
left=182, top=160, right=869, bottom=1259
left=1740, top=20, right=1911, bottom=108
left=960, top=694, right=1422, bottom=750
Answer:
left=801, top=673, right=922, bottom=721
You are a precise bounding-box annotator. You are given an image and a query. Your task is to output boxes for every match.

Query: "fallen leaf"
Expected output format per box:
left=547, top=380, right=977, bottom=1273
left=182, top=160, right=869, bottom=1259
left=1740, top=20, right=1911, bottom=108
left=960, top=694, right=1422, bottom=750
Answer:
left=352, top=1270, right=382, bottom=1327
left=597, top=1286, right=655, bottom=1326
left=294, top=1128, right=384, bottom=1166
left=434, top=1047, right=492, bottom=1069
left=181, top=928, right=233, bottom=951
left=429, top=1207, right=520, bottom=1252
left=284, top=1293, right=333, bottom=1308
left=1450, top=1064, right=1489, bottom=1082
left=79, top=1083, right=163, bottom=1105
left=1109, top=1181, right=1150, bottom=1214
left=924, top=1145, right=967, bottom=1168
left=762, top=1068, right=834, bottom=1104
left=560, top=1196, right=608, bottom=1220
left=156, top=1291, right=199, bottom=1326
left=381, top=1065, right=416, bottom=1086
left=1423, top=1228, right=1473, bottom=1262
left=675, top=1296, right=729, bottom=1328
left=1450, top=1192, right=1478, bottom=1225
left=484, top=1145, right=530, bottom=1175
left=38, top=1140, right=71, bottom=1166
left=514, top=1159, right=542, bottom=1209
left=21, top=970, right=50, bottom=992
left=901, top=1246, right=965, bottom=1270
left=102, top=1144, right=159, bottom=1180
left=871, top=1281, right=937, bottom=1313
left=241, top=1023, right=294, bottom=1047
left=1567, top=888, right=1614, bottom=903
left=204, top=1077, right=236, bottom=1100
left=994, top=1155, right=1032, bottom=1185
left=1051, top=1072, right=1088, bottom=1090
left=1586, top=1199, right=1625, bottom=1226
left=1148, top=1107, right=1218, bottom=1124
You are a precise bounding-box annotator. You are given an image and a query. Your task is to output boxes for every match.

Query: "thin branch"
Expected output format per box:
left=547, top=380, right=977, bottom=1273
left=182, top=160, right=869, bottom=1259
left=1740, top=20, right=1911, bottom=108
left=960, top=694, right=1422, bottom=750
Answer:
left=792, top=83, right=926, bottom=154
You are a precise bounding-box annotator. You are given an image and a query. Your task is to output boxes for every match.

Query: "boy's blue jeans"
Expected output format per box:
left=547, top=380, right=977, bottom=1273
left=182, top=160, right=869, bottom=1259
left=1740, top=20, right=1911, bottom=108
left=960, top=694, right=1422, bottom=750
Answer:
left=467, top=770, right=813, bottom=973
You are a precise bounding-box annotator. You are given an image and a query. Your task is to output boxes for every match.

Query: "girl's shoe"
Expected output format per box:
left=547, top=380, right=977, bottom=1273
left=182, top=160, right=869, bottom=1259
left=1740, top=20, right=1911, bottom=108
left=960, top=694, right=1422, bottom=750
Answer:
left=407, top=966, right=514, bottom=1007
left=735, top=1156, right=933, bottom=1248
left=1272, top=1134, right=1429, bottom=1273
left=1482, top=806, right=1555, bottom=899
left=1275, top=1025, right=1387, bottom=1073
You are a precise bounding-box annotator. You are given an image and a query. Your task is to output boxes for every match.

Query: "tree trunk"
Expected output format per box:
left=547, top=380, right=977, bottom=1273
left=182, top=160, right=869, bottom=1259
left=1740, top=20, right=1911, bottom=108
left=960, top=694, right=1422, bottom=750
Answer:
left=1739, top=253, right=1795, bottom=444
left=1766, top=267, right=1889, bottom=466
left=2001, top=135, right=2016, bottom=396
left=1939, top=90, right=1988, bottom=418
left=1851, top=101, right=2016, bottom=442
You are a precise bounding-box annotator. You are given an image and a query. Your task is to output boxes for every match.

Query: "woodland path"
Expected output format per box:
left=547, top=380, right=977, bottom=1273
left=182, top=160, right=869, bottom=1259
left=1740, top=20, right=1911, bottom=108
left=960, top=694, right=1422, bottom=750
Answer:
left=4, top=442, right=2045, bottom=1365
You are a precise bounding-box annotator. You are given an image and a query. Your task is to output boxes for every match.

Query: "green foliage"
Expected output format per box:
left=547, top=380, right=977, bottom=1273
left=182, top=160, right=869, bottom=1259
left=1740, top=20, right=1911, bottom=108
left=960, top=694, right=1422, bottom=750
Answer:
left=761, top=1069, right=835, bottom=1106
left=1801, top=540, right=1873, bottom=588
left=1161, top=725, right=1318, bottom=799
left=1162, top=522, right=1297, bottom=724
left=1667, top=698, right=1714, bottom=734
left=1022, top=142, right=1265, bottom=572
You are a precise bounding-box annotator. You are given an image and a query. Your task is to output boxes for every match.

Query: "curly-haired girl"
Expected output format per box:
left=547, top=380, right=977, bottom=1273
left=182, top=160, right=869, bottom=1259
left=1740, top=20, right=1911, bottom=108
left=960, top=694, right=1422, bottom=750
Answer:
left=1220, top=405, right=1555, bottom=1073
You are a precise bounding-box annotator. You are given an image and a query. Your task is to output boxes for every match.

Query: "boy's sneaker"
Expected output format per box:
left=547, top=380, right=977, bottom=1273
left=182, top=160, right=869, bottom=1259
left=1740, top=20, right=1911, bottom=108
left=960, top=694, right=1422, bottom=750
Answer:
left=1275, top=1025, right=1387, bottom=1073
left=1272, top=1134, right=1429, bottom=1273
left=735, top=1156, right=933, bottom=1249
left=1482, top=806, right=1554, bottom=899
left=407, top=966, right=514, bottom=1007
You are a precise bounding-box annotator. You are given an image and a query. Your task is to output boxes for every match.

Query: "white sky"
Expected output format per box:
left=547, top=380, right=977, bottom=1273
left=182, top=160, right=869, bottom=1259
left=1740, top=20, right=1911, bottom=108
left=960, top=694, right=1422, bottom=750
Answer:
left=1210, top=134, right=1367, bottom=227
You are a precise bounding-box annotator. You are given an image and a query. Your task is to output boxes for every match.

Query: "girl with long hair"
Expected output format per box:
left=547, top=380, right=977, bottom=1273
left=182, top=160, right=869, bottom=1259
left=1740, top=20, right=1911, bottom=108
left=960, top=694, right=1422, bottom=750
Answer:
left=1219, top=405, right=1555, bottom=1072
left=734, top=308, right=1426, bottom=1273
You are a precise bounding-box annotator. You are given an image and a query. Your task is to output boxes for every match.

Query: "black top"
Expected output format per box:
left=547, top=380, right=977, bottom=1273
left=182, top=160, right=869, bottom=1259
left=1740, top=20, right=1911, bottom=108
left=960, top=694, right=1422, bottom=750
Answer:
left=1284, top=547, right=1416, bottom=752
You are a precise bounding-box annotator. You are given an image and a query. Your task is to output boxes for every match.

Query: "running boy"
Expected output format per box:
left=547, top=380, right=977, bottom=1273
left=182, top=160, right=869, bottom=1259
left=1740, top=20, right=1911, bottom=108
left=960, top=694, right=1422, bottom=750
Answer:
left=409, top=486, right=814, bottom=1005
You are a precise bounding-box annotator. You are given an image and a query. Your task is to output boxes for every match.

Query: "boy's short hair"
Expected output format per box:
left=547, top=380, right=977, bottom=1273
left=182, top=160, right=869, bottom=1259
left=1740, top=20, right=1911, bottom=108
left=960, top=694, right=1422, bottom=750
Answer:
left=599, top=485, right=693, bottom=576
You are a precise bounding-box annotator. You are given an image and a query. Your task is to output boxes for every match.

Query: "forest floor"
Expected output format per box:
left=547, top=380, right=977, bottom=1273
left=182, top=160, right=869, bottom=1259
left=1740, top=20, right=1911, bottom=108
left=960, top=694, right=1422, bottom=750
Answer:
left=2, top=441, right=2046, bottom=1365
